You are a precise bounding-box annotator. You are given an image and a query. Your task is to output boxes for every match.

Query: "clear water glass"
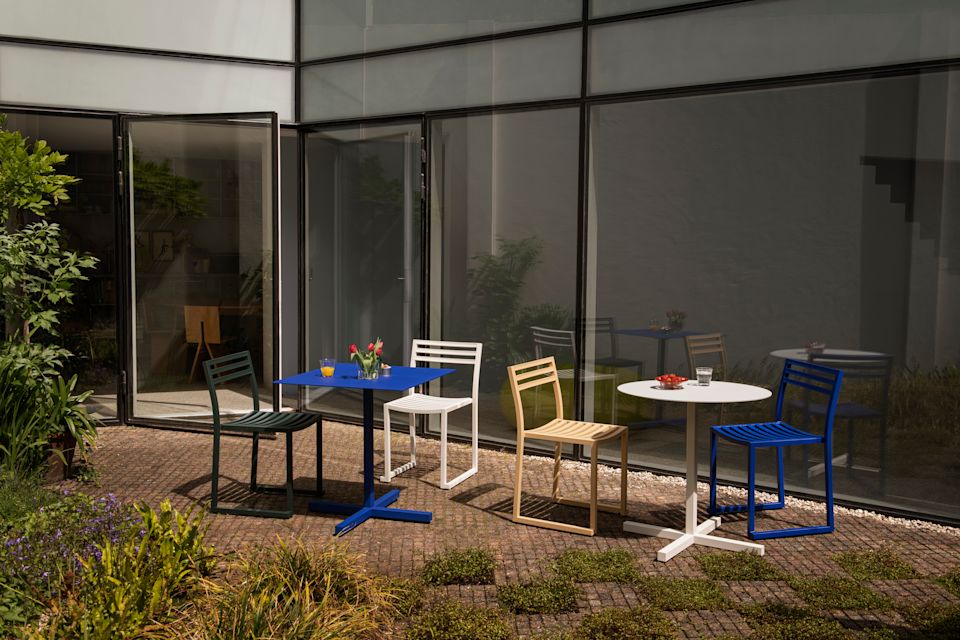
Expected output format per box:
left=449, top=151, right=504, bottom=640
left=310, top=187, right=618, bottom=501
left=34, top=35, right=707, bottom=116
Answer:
left=696, top=366, right=713, bottom=386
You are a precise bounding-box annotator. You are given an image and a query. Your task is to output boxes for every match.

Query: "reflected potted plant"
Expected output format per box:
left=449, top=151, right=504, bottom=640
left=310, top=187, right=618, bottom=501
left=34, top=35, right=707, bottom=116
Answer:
left=666, top=309, right=687, bottom=331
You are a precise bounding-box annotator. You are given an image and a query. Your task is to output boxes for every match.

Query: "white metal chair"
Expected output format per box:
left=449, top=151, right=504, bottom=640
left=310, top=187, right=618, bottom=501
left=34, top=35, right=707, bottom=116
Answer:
left=380, top=340, right=483, bottom=490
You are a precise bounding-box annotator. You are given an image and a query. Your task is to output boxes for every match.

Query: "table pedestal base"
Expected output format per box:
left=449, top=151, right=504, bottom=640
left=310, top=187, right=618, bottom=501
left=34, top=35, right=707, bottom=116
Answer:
left=310, top=489, right=433, bottom=536
left=624, top=516, right=765, bottom=562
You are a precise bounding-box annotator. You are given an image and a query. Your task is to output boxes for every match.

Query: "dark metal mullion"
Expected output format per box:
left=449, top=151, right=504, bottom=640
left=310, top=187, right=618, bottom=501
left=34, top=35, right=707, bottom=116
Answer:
left=418, top=115, right=431, bottom=437
left=294, top=0, right=302, bottom=123
left=111, top=115, right=128, bottom=425
left=271, top=113, right=281, bottom=413
left=0, top=34, right=295, bottom=67
left=118, top=116, right=136, bottom=422
left=572, top=0, right=590, bottom=462
left=297, top=129, right=307, bottom=412
left=299, top=20, right=583, bottom=68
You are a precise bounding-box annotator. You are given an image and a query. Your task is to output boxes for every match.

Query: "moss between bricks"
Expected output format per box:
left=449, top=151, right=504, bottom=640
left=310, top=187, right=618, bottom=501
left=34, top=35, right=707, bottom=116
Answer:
left=634, top=577, right=729, bottom=611
left=833, top=546, right=918, bottom=581
left=406, top=599, right=511, bottom=640
left=738, top=603, right=849, bottom=640
left=497, top=577, right=579, bottom=614
left=696, top=552, right=787, bottom=581
left=551, top=549, right=641, bottom=583
left=936, top=567, right=960, bottom=598
left=421, top=547, right=496, bottom=586
left=787, top=576, right=892, bottom=610
left=574, top=606, right=677, bottom=640
left=899, top=603, right=960, bottom=640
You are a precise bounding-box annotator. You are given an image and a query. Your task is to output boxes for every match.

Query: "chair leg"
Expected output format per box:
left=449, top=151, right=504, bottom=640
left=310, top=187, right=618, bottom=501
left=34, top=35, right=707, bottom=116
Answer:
left=710, top=439, right=785, bottom=517
left=589, top=444, right=599, bottom=535
left=747, top=446, right=758, bottom=538
left=824, top=440, right=835, bottom=531
left=620, top=432, right=628, bottom=515
left=409, top=412, right=418, bottom=470
left=552, top=443, right=562, bottom=501
left=709, top=430, right=719, bottom=515
left=512, top=439, right=524, bottom=522
left=316, top=419, right=323, bottom=496
left=381, top=407, right=393, bottom=483
left=285, top=432, right=294, bottom=516
left=211, top=429, right=221, bottom=512
left=439, top=411, right=448, bottom=489
left=776, top=447, right=785, bottom=506
left=250, top=433, right=260, bottom=492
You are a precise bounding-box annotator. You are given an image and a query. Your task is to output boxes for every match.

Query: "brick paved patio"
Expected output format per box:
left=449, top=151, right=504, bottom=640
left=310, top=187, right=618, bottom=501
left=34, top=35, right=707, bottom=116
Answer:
left=70, top=422, right=960, bottom=638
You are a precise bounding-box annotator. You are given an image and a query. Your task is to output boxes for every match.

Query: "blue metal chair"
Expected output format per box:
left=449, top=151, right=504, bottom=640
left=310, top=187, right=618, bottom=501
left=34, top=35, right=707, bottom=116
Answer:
left=708, top=359, right=843, bottom=540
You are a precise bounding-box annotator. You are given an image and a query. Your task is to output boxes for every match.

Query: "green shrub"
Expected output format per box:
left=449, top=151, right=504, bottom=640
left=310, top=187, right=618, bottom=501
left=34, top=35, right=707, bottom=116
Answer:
left=935, top=567, right=960, bottom=598
left=422, top=547, right=496, bottom=586
left=696, top=552, right=786, bottom=581
left=574, top=607, right=676, bottom=639
left=383, top=577, right=426, bottom=617
left=407, top=600, right=512, bottom=640
left=183, top=540, right=403, bottom=639
left=900, top=603, right=960, bottom=640
left=788, top=576, right=891, bottom=610
left=833, top=546, right=917, bottom=581
left=634, top=577, right=729, bottom=611
left=0, top=471, right=57, bottom=528
left=551, top=549, right=641, bottom=583
left=497, top=577, right=578, bottom=614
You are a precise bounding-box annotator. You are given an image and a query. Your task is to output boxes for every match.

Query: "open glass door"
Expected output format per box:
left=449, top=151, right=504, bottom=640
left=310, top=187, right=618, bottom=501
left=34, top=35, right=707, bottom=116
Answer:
left=123, top=113, right=278, bottom=423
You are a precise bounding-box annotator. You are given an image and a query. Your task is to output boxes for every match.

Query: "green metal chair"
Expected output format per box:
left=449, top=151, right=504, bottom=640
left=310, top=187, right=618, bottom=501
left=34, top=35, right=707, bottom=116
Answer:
left=203, top=351, right=322, bottom=518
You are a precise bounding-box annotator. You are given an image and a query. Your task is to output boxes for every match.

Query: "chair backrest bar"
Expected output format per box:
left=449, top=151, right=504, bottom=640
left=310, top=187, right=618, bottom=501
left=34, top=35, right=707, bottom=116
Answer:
left=685, top=332, right=727, bottom=379
left=580, top=317, right=618, bottom=358
left=809, top=353, right=893, bottom=410
left=531, top=326, right=576, bottom=361
left=776, top=358, right=843, bottom=433
left=410, top=340, right=483, bottom=401
left=203, top=351, right=259, bottom=426
left=506, top=356, right=564, bottom=436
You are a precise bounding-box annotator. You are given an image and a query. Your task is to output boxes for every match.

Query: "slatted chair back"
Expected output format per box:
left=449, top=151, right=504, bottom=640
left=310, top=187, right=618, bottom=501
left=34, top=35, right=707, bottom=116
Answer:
left=409, top=340, right=483, bottom=402
left=581, top=317, right=619, bottom=359
left=532, top=326, right=576, bottom=363
left=775, top=358, right=843, bottom=433
left=685, top=333, right=727, bottom=379
left=507, top=357, right=564, bottom=435
left=203, top=351, right=260, bottom=428
left=809, top=353, right=893, bottom=412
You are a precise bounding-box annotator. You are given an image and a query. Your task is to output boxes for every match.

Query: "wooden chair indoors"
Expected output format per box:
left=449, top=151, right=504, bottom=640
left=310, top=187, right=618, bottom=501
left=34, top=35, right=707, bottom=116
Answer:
left=185, top=305, right=221, bottom=381
left=685, top=332, right=728, bottom=423
left=507, top=356, right=628, bottom=536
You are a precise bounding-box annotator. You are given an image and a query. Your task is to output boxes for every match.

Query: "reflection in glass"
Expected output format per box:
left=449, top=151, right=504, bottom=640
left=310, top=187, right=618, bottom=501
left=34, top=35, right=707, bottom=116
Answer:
left=127, top=117, right=274, bottom=421
left=430, top=108, right=579, bottom=448
left=585, top=70, right=960, bottom=521
left=2, top=113, right=118, bottom=421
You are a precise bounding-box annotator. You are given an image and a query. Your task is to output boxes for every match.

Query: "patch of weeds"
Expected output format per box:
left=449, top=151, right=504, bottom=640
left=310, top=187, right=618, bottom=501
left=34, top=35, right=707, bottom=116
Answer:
left=497, top=577, right=578, bottom=614
left=900, top=603, right=960, bottom=640
left=856, top=628, right=902, bottom=640
left=740, top=603, right=848, bottom=640
left=406, top=599, right=512, bottom=640
left=382, top=577, right=426, bottom=617
left=70, top=459, right=99, bottom=485
left=574, top=606, right=677, bottom=639
left=634, top=577, right=729, bottom=611
left=696, top=552, right=786, bottom=581
left=833, top=546, right=918, bottom=581
left=0, top=472, right=57, bottom=528
left=551, top=549, right=641, bottom=583
left=788, top=576, right=892, bottom=610
left=422, top=547, right=495, bottom=586
left=936, top=567, right=960, bottom=598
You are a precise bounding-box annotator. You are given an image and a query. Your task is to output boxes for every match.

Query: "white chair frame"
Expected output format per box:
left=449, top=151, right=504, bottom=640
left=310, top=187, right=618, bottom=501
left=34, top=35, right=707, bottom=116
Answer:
left=381, top=340, right=483, bottom=490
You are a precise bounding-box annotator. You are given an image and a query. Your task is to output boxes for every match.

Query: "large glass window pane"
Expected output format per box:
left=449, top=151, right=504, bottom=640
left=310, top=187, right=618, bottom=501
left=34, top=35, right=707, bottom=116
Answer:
left=301, top=0, right=581, bottom=60
left=303, top=122, right=421, bottom=421
left=301, top=30, right=580, bottom=121
left=279, top=129, right=301, bottom=409
left=589, top=0, right=960, bottom=95
left=430, top=108, right=579, bottom=450
left=127, top=116, right=276, bottom=422
left=0, top=0, right=294, bottom=61
left=590, top=0, right=701, bottom=18
left=2, top=112, right=118, bottom=421
left=585, top=70, right=960, bottom=521
left=0, top=44, right=295, bottom=123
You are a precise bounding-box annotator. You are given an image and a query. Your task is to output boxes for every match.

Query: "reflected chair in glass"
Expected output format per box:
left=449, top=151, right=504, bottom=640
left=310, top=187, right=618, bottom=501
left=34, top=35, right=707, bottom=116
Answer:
left=507, top=356, right=628, bottom=536
left=685, top=332, right=728, bottom=423
left=531, top=326, right=618, bottom=423
left=380, top=340, right=483, bottom=490
left=802, top=353, right=893, bottom=492
left=204, top=351, right=322, bottom=519
left=708, top=359, right=843, bottom=540
left=581, top=317, right=644, bottom=379
left=185, top=305, right=222, bottom=382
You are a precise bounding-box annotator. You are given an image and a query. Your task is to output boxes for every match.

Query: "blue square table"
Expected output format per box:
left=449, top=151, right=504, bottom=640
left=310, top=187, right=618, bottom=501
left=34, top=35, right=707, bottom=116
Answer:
left=276, top=363, right=453, bottom=536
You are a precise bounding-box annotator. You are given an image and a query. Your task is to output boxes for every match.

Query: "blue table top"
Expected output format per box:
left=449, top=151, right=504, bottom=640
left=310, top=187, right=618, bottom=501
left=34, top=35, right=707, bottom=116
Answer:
left=613, top=328, right=701, bottom=339
left=276, top=363, right=454, bottom=391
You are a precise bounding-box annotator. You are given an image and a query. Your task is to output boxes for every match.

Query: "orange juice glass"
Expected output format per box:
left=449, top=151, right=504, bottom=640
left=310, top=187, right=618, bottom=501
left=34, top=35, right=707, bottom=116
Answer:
left=320, top=358, right=336, bottom=377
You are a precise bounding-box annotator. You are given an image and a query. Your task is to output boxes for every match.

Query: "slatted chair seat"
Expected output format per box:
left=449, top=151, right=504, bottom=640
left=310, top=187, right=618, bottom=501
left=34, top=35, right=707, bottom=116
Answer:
left=507, top=356, right=628, bottom=537
left=384, top=393, right=472, bottom=415
left=527, top=419, right=626, bottom=446
left=204, top=351, right=322, bottom=519
left=712, top=421, right=821, bottom=447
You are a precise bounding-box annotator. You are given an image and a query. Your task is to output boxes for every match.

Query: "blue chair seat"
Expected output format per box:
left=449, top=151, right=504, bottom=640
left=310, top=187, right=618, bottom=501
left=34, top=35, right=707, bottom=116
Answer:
left=712, top=421, right=821, bottom=447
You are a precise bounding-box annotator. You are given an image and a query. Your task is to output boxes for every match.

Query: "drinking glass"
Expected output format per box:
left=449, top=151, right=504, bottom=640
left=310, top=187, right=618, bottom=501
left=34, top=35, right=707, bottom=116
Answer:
left=320, top=358, right=336, bottom=377
left=696, top=366, right=713, bottom=386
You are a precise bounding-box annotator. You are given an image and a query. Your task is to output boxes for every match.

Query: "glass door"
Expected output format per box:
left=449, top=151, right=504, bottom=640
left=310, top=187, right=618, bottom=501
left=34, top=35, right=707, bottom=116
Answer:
left=123, top=113, right=278, bottom=423
left=302, top=121, right=422, bottom=419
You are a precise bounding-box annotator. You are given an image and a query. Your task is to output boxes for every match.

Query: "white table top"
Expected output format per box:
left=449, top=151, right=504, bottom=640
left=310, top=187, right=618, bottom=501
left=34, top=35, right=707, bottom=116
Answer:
left=769, top=348, right=886, bottom=360
left=617, top=380, right=771, bottom=404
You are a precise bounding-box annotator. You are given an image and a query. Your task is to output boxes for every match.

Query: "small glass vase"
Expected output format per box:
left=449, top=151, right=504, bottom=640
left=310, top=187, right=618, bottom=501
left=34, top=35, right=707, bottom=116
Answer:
left=357, top=365, right=380, bottom=380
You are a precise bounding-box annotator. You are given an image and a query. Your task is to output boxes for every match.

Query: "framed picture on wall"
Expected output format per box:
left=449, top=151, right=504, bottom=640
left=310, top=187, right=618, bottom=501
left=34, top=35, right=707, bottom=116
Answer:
left=153, top=231, right=174, bottom=262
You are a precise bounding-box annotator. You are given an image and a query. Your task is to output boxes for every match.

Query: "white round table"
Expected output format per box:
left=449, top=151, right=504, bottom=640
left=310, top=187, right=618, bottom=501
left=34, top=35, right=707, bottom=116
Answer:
left=618, top=380, right=772, bottom=562
left=769, top=348, right=886, bottom=361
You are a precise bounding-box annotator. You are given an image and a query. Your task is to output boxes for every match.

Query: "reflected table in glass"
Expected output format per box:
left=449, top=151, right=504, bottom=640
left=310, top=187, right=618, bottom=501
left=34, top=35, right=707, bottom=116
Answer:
left=276, top=363, right=453, bottom=536
left=617, top=380, right=771, bottom=562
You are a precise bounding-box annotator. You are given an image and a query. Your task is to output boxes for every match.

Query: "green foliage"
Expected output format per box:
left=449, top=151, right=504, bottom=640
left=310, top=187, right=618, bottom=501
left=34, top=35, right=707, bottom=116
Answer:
left=788, top=576, right=892, bottom=610
left=833, top=546, right=917, bottom=581
left=739, top=603, right=849, bottom=640
left=634, top=577, right=729, bottom=611
left=696, top=552, right=787, bottom=581
left=43, top=500, right=214, bottom=638
left=497, top=577, right=578, bottom=614
left=551, top=549, right=641, bottom=583
left=382, top=577, right=426, bottom=618
left=406, top=600, right=512, bottom=640
left=899, top=603, right=960, bottom=640
left=132, top=155, right=206, bottom=218
left=0, top=472, right=57, bottom=528
left=184, top=540, right=408, bottom=639
left=936, top=566, right=960, bottom=598
left=421, top=547, right=496, bottom=586
left=574, top=607, right=677, bottom=640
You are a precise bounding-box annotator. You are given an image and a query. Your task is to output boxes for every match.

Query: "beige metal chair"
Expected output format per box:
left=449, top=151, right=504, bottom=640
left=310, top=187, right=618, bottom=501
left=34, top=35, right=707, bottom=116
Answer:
left=685, top=332, right=727, bottom=423
left=507, top=356, right=628, bottom=536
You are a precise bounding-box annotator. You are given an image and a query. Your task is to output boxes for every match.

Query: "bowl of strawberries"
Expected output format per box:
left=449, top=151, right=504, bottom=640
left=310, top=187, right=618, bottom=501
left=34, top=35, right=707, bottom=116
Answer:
left=655, top=373, right=688, bottom=390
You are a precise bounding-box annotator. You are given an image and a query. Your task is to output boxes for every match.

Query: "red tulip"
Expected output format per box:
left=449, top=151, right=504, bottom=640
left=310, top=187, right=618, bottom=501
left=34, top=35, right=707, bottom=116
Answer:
left=368, top=342, right=375, bottom=351
left=376, top=348, right=382, bottom=356
left=349, top=343, right=357, bottom=353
